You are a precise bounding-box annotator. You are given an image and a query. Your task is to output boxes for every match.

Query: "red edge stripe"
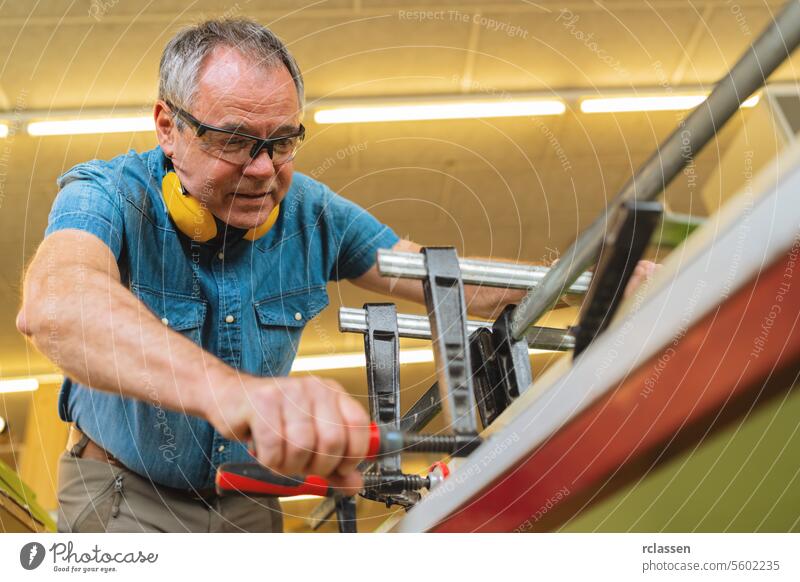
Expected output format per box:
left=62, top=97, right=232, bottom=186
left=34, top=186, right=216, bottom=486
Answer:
left=433, top=247, right=800, bottom=532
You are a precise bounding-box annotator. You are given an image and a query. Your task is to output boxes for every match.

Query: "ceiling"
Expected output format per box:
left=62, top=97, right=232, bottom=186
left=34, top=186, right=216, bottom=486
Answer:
left=0, top=0, right=795, bottom=530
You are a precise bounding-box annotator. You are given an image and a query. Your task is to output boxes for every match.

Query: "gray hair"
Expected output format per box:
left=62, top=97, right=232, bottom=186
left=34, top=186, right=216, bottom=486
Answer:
left=158, top=18, right=304, bottom=122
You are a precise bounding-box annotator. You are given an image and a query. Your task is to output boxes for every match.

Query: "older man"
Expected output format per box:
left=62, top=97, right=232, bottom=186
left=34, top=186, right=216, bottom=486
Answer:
left=18, top=19, right=652, bottom=533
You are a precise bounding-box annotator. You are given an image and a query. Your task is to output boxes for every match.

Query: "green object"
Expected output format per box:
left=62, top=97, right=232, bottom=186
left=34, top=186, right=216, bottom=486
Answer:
left=652, top=212, right=705, bottom=248
left=563, top=384, right=800, bottom=532
left=0, top=459, right=56, bottom=531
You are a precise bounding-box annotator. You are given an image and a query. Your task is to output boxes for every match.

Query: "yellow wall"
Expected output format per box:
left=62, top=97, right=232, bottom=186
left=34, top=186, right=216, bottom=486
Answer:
left=18, top=382, right=67, bottom=512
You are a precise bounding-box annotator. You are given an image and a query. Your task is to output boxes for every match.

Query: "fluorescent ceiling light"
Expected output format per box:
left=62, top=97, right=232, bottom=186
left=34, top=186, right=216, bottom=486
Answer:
left=291, top=346, right=554, bottom=373
left=0, top=124, right=8, bottom=138
left=580, top=93, right=760, bottom=113
left=291, top=348, right=436, bottom=372
left=27, top=116, right=155, bottom=136
left=292, top=352, right=367, bottom=372
left=279, top=494, right=322, bottom=502
left=0, top=378, right=40, bottom=394
left=37, top=373, right=64, bottom=384
left=739, top=94, right=761, bottom=108
left=314, top=99, right=566, bottom=124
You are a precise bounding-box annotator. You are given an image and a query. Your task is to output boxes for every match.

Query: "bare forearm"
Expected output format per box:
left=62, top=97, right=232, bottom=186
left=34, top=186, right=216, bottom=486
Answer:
left=19, top=262, right=228, bottom=420
left=463, top=285, right=527, bottom=319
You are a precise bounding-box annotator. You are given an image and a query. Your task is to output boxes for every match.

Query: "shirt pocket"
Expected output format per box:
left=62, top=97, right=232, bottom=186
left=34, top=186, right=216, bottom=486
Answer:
left=131, top=285, right=208, bottom=346
left=254, top=286, right=329, bottom=376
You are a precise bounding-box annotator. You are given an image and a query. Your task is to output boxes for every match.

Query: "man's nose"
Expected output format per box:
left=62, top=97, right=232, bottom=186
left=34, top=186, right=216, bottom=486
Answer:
left=242, top=148, right=277, bottom=179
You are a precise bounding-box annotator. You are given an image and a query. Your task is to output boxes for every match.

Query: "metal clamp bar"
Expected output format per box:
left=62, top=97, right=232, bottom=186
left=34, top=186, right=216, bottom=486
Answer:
left=334, top=495, right=357, bottom=533
left=308, top=381, right=443, bottom=530
left=471, top=306, right=535, bottom=427
left=523, top=326, right=576, bottom=352
left=421, top=247, right=479, bottom=436
left=572, top=200, right=663, bottom=355
left=340, top=306, right=489, bottom=338
left=494, top=306, right=534, bottom=402
left=339, top=307, right=575, bottom=351
left=400, top=382, right=442, bottom=433
left=363, top=303, right=402, bottom=474
left=510, top=0, right=800, bottom=339
left=377, top=249, right=593, bottom=293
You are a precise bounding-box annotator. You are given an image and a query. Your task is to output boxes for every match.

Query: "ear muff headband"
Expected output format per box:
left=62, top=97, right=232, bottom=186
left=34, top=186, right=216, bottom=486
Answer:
left=161, top=171, right=279, bottom=243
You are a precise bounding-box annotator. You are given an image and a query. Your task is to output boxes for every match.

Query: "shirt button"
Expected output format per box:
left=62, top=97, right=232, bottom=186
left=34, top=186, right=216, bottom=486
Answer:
left=161, top=317, right=169, bottom=325
left=217, top=445, right=225, bottom=453
left=294, top=312, right=302, bottom=321
left=217, top=252, right=224, bottom=260
left=225, top=314, right=235, bottom=324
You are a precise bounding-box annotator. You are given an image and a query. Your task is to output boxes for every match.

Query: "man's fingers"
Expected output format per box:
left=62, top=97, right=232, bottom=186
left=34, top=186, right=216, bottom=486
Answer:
left=335, top=393, right=370, bottom=476
left=624, top=260, right=658, bottom=298
left=248, top=389, right=284, bottom=469
left=280, top=386, right=316, bottom=474
left=326, top=471, right=364, bottom=497
left=306, top=383, right=347, bottom=476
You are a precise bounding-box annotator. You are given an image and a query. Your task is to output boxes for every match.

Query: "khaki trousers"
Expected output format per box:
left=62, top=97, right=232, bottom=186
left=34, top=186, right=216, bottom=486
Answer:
left=56, top=452, right=283, bottom=533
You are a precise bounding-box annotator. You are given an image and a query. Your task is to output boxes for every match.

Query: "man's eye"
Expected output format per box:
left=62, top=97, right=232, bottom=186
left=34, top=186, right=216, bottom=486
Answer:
left=225, top=137, right=250, bottom=147
left=272, top=138, right=294, bottom=153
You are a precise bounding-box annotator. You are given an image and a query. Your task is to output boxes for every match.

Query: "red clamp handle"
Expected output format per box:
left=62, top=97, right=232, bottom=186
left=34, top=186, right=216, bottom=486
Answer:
left=215, top=463, right=332, bottom=498
left=365, top=421, right=381, bottom=459
left=222, top=422, right=383, bottom=497
left=427, top=461, right=450, bottom=478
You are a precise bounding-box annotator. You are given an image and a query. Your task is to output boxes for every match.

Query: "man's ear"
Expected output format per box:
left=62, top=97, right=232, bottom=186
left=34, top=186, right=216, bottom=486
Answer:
left=154, top=101, right=177, bottom=158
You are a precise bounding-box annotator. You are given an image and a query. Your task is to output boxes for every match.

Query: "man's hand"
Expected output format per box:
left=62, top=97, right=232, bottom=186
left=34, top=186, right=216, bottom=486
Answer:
left=209, top=375, right=371, bottom=495
left=623, top=260, right=660, bottom=298
left=559, top=259, right=660, bottom=307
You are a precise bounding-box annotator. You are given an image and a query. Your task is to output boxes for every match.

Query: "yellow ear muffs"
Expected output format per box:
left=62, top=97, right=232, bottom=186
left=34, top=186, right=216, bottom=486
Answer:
left=162, top=171, right=279, bottom=243
left=243, top=203, right=280, bottom=241
left=162, top=171, right=217, bottom=242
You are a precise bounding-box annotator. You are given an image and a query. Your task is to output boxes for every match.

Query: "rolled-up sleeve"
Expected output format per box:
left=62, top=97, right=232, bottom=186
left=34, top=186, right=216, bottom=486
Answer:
left=327, top=191, right=399, bottom=281
left=45, top=169, right=124, bottom=260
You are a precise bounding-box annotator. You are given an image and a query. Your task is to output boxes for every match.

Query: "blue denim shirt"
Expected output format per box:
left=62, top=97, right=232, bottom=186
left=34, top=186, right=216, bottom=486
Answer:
left=46, top=146, right=398, bottom=491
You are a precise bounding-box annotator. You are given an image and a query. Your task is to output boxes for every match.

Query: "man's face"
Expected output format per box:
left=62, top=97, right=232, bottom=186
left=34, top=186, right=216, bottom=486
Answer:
left=156, top=46, right=301, bottom=230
